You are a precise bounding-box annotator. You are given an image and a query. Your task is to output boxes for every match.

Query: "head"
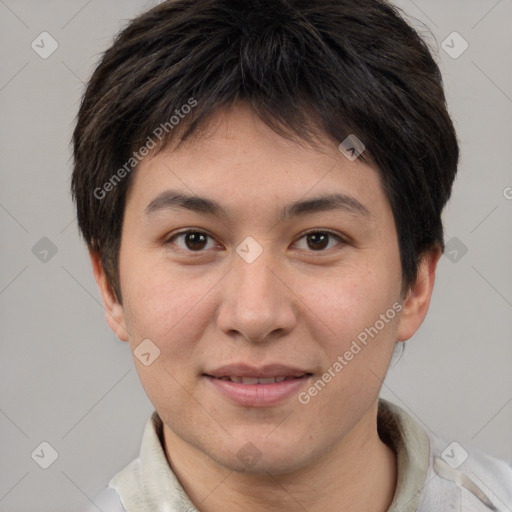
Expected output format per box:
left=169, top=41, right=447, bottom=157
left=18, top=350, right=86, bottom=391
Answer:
left=72, top=0, right=458, bottom=475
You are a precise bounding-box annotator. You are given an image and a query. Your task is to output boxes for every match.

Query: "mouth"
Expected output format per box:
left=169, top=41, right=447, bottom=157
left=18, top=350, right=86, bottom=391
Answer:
left=206, top=374, right=311, bottom=384
left=202, top=365, right=313, bottom=406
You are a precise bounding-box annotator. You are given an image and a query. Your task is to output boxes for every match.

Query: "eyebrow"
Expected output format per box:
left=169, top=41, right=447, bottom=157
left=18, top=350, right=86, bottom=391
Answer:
left=144, top=190, right=370, bottom=220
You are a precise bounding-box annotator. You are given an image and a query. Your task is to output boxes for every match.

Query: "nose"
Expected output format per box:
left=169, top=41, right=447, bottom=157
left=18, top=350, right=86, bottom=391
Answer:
left=216, top=246, right=297, bottom=343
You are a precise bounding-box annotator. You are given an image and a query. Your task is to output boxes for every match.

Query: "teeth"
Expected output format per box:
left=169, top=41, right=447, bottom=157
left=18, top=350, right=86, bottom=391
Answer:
left=258, top=377, right=277, bottom=384
left=216, top=375, right=304, bottom=384
left=241, top=377, right=260, bottom=384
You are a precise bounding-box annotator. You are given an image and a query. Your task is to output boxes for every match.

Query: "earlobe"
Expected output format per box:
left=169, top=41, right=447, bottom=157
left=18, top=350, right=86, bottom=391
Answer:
left=396, top=246, right=442, bottom=342
left=89, top=249, right=130, bottom=342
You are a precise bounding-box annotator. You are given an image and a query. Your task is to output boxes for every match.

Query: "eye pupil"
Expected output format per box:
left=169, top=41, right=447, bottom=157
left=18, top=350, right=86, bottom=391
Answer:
left=185, top=232, right=208, bottom=250
left=307, top=233, right=329, bottom=250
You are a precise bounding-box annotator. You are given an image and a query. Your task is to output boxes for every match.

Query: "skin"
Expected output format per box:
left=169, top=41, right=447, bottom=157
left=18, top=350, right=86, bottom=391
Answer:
left=91, top=102, right=441, bottom=512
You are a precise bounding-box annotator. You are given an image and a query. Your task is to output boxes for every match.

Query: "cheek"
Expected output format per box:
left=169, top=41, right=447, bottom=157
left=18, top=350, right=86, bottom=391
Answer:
left=296, top=257, right=401, bottom=406
left=120, top=255, right=218, bottom=355
left=120, top=258, right=220, bottom=417
left=305, top=261, right=400, bottom=347
left=299, top=275, right=399, bottom=424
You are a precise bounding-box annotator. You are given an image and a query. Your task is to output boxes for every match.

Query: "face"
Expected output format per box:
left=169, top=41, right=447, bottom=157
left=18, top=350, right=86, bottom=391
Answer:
left=93, top=102, right=437, bottom=475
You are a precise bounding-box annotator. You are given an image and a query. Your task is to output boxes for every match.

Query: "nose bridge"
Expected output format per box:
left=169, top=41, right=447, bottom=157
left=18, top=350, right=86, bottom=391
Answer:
left=235, top=250, right=275, bottom=304
left=216, top=241, right=296, bottom=342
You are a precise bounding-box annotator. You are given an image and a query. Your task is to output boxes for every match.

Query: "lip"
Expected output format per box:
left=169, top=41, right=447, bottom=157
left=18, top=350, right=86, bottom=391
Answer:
left=203, top=363, right=312, bottom=407
left=204, top=363, right=310, bottom=379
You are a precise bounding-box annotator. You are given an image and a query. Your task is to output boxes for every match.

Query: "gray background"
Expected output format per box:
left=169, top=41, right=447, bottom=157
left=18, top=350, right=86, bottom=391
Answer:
left=0, top=0, right=511, bottom=510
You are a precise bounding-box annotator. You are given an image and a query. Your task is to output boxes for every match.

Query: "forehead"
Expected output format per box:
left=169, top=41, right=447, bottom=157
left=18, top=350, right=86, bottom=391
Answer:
left=125, top=103, right=389, bottom=222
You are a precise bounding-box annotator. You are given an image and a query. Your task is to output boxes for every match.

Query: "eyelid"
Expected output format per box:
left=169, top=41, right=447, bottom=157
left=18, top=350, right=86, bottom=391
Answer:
left=296, top=228, right=345, bottom=240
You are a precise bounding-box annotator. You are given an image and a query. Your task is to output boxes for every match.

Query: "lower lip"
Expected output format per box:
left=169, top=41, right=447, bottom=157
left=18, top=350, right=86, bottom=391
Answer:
left=204, top=375, right=311, bottom=407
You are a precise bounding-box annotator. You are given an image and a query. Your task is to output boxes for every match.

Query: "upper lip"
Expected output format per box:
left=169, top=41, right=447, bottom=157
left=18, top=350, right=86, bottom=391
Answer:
left=204, top=364, right=311, bottom=378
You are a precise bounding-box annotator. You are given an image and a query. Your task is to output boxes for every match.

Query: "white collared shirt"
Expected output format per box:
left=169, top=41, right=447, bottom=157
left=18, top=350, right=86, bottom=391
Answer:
left=82, top=399, right=512, bottom=511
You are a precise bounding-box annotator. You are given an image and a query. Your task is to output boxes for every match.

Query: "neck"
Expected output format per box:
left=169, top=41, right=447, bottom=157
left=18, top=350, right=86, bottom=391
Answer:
left=163, top=401, right=397, bottom=512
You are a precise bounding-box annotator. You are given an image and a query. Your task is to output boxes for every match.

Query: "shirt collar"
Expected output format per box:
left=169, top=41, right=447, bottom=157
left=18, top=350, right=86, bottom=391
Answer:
left=110, top=399, right=430, bottom=511
left=377, top=399, right=430, bottom=512
left=110, top=411, right=199, bottom=512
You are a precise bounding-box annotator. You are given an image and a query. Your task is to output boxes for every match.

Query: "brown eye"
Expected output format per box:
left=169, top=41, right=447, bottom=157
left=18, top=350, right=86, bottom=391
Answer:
left=307, top=232, right=330, bottom=250
left=168, top=230, right=217, bottom=251
left=184, top=232, right=208, bottom=250
left=294, top=231, right=344, bottom=252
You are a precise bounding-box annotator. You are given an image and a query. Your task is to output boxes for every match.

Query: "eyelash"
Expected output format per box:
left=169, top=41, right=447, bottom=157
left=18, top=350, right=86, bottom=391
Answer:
left=165, top=229, right=346, bottom=255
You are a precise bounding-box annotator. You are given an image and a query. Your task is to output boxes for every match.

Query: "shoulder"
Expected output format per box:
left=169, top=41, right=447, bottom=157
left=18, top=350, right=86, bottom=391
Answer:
left=79, top=486, right=126, bottom=512
left=419, top=430, right=512, bottom=511
left=79, top=457, right=141, bottom=512
left=379, top=399, right=512, bottom=511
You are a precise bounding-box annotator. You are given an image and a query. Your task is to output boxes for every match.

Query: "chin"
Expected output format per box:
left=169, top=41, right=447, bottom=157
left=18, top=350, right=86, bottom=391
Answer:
left=210, top=431, right=315, bottom=476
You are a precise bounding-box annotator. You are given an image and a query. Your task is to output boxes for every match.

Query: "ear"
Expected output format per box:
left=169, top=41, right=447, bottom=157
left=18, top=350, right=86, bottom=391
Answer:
left=89, top=249, right=130, bottom=342
left=396, top=245, right=442, bottom=342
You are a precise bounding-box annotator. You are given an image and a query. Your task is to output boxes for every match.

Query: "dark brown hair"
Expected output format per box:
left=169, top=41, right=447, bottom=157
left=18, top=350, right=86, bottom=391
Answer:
left=72, top=0, right=459, bottom=301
